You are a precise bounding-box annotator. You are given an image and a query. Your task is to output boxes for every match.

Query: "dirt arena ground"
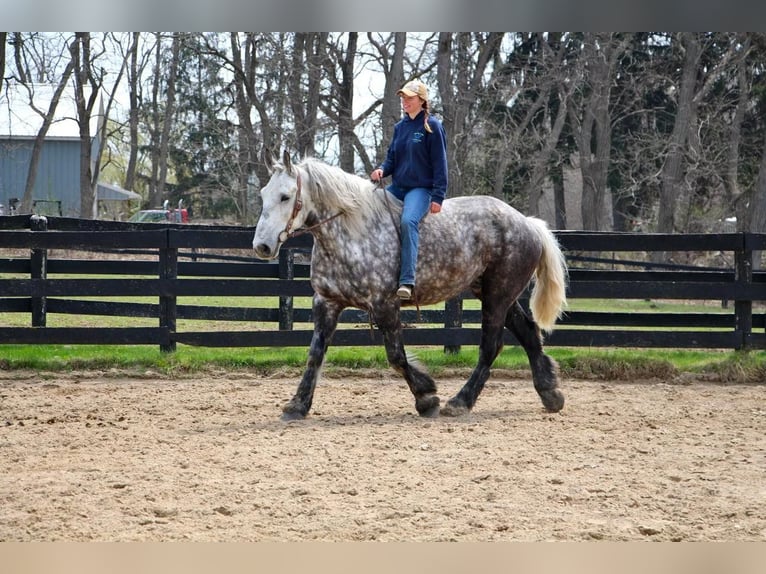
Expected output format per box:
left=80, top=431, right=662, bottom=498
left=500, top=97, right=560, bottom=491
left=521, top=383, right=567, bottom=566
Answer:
left=0, top=369, right=764, bottom=541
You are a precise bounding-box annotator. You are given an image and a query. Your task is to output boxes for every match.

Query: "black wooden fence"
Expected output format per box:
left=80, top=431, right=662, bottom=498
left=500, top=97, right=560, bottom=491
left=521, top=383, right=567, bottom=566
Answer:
left=1, top=215, right=765, bottom=352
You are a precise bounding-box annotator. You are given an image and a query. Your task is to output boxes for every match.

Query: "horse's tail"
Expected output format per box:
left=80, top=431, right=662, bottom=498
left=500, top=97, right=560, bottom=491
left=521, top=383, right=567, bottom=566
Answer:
left=526, top=217, right=568, bottom=333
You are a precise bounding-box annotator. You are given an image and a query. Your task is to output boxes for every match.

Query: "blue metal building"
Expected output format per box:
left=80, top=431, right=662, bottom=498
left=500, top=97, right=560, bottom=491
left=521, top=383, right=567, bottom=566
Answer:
left=0, top=83, right=139, bottom=218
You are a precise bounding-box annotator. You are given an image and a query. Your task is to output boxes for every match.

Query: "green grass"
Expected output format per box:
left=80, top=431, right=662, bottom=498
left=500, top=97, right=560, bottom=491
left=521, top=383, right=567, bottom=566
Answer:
left=1, top=343, right=764, bottom=384
left=1, top=285, right=764, bottom=382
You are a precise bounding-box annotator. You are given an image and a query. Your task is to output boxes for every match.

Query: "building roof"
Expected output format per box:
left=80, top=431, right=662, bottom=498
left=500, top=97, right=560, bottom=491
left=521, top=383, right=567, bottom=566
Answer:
left=97, top=181, right=142, bottom=201
left=0, top=82, right=104, bottom=140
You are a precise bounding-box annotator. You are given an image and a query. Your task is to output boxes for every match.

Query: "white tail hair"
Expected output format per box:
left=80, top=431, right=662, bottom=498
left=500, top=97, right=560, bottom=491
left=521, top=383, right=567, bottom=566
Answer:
left=526, top=217, right=568, bottom=333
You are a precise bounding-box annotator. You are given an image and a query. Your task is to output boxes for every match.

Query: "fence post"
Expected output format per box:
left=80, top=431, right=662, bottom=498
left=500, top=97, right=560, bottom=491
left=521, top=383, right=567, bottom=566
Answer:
left=734, top=235, right=753, bottom=350
left=444, top=296, right=463, bottom=354
left=278, top=248, right=294, bottom=330
left=30, top=215, right=48, bottom=327
left=159, top=241, right=178, bottom=352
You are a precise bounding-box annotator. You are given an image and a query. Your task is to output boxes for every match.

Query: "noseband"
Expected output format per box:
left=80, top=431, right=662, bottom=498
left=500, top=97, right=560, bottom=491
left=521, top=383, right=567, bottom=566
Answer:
left=278, top=172, right=303, bottom=243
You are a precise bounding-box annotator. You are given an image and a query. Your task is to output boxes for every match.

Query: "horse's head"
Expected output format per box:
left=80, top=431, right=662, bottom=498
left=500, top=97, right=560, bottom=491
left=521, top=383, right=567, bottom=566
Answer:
left=253, top=151, right=310, bottom=260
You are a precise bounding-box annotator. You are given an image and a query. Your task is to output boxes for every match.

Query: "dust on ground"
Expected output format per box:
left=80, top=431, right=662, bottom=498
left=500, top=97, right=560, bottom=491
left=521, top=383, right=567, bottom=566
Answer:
left=1, top=370, right=764, bottom=541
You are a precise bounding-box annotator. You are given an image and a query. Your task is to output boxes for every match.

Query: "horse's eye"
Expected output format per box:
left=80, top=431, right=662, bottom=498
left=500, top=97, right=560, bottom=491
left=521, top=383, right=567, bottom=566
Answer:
left=280, top=195, right=290, bottom=203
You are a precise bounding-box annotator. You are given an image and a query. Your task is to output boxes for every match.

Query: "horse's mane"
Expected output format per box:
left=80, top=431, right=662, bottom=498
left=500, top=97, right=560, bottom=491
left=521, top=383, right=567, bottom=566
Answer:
left=294, top=157, right=394, bottom=236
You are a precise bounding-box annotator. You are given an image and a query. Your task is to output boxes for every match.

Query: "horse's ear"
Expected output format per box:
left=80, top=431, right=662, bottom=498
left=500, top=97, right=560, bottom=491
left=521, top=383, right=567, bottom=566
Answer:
left=283, top=149, right=293, bottom=176
left=262, top=147, right=277, bottom=174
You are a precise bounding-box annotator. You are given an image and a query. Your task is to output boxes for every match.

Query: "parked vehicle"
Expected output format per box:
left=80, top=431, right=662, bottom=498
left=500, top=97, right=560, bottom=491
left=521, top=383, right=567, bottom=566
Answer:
left=129, top=200, right=189, bottom=223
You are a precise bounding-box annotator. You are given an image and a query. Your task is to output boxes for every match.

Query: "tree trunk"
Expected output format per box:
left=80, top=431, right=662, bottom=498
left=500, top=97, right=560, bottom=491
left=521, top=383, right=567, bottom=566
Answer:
left=12, top=33, right=29, bottom=83
left=575, top=33, right=626, bottom=231
left=20, top=61, right=76, bottom=213
left=373, top=32, right=406, bottom=166
left=71, top=33, right=101, bottom=219
left=748, top=135, right=766, bottom=231
left=526, top=82, right=569, bottom=216
left=657, top=33, right=701, bottom=235
left=290, top=33, right=326, bottom=157
left=336, top=33, right=357, bottom=172
left=0, top=33, right=6, bottom=95
left=124, top=32, right=140, bottom=195
left=157, top=33, right=181, bottom=202
left=747, top=125, right=766, bottom=270
left=552, top=162, right=567, bottom=229
left=229, top=33, right=256, bottom=221
left=148, top=33, right=163, bottom=209
left=438, top=32, right=504, bottom=199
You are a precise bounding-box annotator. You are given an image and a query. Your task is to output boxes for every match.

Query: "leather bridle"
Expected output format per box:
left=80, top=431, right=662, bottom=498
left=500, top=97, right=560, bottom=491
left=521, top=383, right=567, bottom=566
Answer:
left=278, top=172, right=304, bottom=243
left=278, top=171, right=343, bottom=243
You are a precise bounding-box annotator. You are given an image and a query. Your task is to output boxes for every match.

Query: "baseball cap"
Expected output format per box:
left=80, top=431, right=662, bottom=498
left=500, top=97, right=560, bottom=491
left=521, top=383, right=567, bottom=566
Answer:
left=397, top=80, right=428, bottom=102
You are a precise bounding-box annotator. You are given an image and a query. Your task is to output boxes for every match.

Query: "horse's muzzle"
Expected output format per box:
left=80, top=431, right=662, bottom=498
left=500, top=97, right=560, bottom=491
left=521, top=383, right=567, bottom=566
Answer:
left=253, top=241, right=279, bottom=260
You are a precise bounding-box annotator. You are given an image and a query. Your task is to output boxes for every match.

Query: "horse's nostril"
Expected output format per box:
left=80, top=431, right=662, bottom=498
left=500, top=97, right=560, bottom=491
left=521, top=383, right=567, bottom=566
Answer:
left=255, top=243, right=271, bottom=257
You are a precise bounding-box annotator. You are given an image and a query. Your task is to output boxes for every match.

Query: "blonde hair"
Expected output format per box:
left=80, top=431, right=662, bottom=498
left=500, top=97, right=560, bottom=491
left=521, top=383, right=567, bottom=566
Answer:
left=422, top=100, right=433, bottom=134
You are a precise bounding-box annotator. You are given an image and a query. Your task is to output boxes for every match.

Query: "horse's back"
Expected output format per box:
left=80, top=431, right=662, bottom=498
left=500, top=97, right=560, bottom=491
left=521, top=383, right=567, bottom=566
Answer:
left=412, top=195, right=542, bottom=304
left=424, top=195, right=538, bottom=257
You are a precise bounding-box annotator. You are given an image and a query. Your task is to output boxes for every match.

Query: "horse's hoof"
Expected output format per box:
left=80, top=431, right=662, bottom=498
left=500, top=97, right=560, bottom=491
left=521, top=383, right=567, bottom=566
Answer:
left=440, top=398, right=470, bottom=417
left=416, top=394, right=440, bottom=418
left=280, top=410, right=306, bottom=422
left=281, top=401, right=308, bottom=421
left=540, top=389, right=565, bottom=412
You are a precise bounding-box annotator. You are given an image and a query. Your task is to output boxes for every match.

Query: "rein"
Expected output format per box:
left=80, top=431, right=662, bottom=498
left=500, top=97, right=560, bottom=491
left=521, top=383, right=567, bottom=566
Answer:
left=278, top=171, right=343, bottom=242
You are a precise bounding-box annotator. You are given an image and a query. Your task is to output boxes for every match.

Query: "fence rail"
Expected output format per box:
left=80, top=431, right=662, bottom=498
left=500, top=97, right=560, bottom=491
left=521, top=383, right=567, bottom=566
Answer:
left=1, top=215, right=765, bottom=352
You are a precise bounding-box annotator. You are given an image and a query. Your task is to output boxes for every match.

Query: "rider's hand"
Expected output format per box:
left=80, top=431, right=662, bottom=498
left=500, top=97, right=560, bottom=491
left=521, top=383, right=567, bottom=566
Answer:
left=430, top=202, right=442, bottom=214
left=371, top=168, right=383, bottom=182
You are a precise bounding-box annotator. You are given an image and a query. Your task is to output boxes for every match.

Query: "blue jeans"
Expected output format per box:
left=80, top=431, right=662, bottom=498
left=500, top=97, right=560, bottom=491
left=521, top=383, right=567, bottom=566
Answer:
left=387, top=185, right=432, bottom=286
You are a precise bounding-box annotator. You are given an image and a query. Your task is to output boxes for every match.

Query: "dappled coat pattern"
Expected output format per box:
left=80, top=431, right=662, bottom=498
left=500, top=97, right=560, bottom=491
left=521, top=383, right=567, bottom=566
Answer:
left=253, top=152, right=568, bottom=420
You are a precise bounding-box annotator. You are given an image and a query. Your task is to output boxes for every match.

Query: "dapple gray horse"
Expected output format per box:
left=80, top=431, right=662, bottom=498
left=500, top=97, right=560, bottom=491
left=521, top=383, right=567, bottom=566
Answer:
left=253, top=152, right=568, bottom=420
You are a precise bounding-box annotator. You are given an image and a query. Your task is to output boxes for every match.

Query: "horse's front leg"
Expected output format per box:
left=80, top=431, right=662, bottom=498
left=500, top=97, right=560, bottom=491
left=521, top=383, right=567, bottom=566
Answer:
left=282, top=294, right=342, bottom=421
left=376, top=302, right=440, bottom=417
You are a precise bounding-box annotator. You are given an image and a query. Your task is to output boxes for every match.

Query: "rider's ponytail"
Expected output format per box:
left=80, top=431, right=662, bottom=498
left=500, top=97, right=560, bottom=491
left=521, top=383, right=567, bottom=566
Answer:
left=423, top=100, right=433, bottom=134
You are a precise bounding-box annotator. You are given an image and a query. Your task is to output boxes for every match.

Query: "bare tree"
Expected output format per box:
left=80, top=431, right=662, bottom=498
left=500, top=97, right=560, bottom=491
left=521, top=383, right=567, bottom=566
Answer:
left=366, top=32, right=406, bottom=169
left=486, top=33, right=576, bottom=217
left=323, top=33, right=357, bottom=172
left=123, top=32, right=146, bottom=194
left=723, top=37, right=751, bottom=208
left=70, top=32, right=108, bottom=218
left=158, top=33, right=181, bottom=203
left=655, top=33, right=742, bottom=236
left=147, top=33, right=164, bottom=208
left=437, top=32, right=505, bottom=198
left=204, top=32, right=291, bottom=220
left=656, top=33, right=701, bottom=235
left=289, top=33, right=327, bottom=157
left=227, top=32, right=259, bottom=220
left=144, top=33, right=181, bottom=209
left=65, top=33, right=130, bottom=219
left=567, top=33, right=629, bottom=230
left=0, top=32, right=6, bottom=95
left=19, top=61, right=76, bottom=213
left=12, top=33, right=30, bottom=83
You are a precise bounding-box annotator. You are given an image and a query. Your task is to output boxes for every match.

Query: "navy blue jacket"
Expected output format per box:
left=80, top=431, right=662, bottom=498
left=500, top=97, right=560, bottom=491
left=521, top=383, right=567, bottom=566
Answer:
left=379, top=110, right=448, bottom=204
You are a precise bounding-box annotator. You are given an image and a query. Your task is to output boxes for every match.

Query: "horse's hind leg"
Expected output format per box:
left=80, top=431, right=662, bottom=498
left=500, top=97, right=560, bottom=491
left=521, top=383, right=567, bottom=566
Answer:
left=505, top=301, right=564, bottom=412
left=377, top=304, right=440, bottom=417
left=441, top=303, right=506, bottom=417
left=281, top=295, right=342, bottom=421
